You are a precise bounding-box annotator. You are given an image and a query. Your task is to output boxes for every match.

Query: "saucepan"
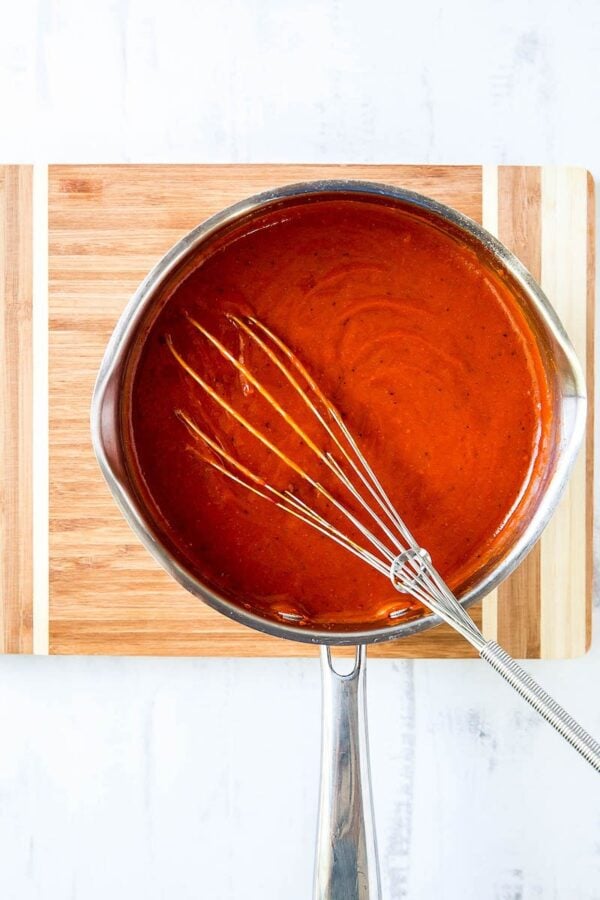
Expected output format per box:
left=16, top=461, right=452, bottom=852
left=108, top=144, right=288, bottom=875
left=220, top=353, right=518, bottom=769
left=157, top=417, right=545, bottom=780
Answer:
left=91, top=181, right=586, bottom=899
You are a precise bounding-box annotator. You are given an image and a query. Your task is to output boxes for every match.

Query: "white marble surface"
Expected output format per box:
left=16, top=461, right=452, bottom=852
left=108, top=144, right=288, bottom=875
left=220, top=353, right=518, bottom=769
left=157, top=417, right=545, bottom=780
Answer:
left=1, top=1, right=600, bottom=897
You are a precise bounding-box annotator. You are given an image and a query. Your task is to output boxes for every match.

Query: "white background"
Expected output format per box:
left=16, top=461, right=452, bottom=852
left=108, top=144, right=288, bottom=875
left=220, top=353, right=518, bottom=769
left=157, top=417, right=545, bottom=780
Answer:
left=1, top=1, right=600, bottom=898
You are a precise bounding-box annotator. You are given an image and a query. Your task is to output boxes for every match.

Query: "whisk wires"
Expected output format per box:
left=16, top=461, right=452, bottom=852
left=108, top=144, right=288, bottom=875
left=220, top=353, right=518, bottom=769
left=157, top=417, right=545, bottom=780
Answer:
left=167, top=313, right=484, bottom=647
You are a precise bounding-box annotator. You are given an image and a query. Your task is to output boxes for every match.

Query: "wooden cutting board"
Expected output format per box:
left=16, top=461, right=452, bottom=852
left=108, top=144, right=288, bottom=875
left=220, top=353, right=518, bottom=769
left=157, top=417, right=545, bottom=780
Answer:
left=0, top=164, right=594, bottom=658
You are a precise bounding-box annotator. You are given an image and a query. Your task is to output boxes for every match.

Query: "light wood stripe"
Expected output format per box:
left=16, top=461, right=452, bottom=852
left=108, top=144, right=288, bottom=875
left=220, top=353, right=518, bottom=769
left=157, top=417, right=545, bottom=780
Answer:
left=32, top=165, right=49, bottom=654
left=585, top=172, right=595, bottom=651
left=0, top=166, right=33, bottom=653
left=480, top=165, right=500, bottom=642
left=481, top=164, right=499, bottom=238
left=539, top=168, right=590, bottom=658
left=496, top=166, right=542, bottom=658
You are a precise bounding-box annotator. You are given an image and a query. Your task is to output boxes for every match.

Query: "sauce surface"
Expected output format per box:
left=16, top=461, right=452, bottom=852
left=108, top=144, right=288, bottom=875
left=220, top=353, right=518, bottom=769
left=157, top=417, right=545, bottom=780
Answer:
left=124, top=198, right=551, bottom=631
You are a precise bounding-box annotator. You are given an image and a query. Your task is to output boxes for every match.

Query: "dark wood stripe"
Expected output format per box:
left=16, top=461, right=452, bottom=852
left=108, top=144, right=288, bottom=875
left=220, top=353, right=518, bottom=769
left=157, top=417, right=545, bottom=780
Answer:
left=496, top=166, right=542, bottom=658
left=1, top=166, right=33, bottom=653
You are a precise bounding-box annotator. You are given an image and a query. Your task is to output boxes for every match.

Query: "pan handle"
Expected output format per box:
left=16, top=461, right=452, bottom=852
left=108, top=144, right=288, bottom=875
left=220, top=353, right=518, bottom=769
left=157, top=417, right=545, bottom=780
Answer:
left=314, top=645, right=381, bottom=900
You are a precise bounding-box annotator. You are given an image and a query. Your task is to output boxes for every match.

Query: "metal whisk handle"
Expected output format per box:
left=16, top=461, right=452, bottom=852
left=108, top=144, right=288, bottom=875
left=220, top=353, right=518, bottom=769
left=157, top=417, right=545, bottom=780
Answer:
left=481, top=641, right=600, bottom=773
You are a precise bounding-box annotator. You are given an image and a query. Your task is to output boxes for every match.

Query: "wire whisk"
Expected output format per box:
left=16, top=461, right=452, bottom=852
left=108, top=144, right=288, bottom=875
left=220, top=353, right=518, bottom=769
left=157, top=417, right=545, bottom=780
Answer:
left=168, top=312, right=600, bottom=773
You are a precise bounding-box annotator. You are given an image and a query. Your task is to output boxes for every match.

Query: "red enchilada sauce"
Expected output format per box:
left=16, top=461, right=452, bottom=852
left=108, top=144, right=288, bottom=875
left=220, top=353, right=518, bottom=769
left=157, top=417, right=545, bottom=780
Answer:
left=124, top=199, right=551, bottom=631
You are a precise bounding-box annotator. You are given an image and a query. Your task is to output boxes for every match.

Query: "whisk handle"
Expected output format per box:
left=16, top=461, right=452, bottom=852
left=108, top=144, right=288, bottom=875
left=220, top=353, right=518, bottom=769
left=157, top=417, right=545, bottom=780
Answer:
left=314, top=646, right=381, bottom=900
left=481, top=641, right=600, bottom=773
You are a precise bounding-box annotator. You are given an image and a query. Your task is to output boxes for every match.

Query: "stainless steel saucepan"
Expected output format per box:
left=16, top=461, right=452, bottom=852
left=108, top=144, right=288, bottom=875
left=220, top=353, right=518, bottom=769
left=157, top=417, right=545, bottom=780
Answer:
left=91, top=181, right=586, bottom=900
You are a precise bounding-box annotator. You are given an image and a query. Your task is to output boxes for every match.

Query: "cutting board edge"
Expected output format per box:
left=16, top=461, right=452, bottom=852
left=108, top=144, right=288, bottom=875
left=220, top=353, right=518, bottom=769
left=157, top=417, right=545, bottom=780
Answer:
left=5, top=162, right=590, bottom=659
